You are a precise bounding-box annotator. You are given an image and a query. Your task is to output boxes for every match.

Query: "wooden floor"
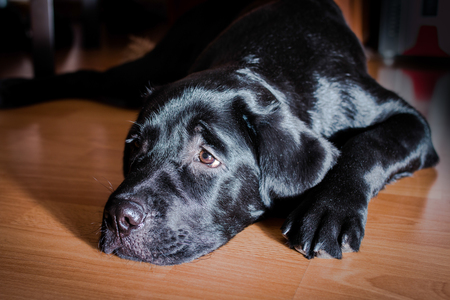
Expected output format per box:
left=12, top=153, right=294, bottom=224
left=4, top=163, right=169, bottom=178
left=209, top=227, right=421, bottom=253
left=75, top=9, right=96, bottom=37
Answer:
left=1, top=26, right=450, bottom=300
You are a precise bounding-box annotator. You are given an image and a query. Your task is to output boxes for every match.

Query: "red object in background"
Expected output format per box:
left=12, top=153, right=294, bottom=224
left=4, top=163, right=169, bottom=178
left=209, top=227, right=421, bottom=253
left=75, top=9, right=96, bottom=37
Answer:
left=402, top=69, right=446, bottom=101
left=403, top=25, right=450, bottom=57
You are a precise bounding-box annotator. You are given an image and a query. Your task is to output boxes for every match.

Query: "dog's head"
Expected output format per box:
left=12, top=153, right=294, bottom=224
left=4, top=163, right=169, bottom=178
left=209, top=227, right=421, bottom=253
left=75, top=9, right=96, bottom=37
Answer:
left=99, top=69, right=338, bottom=265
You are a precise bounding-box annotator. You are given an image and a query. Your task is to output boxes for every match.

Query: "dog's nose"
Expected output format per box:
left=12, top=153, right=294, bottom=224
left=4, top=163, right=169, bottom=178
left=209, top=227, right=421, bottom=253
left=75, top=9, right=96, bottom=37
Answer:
left=104, top=201, right=146, bottom=236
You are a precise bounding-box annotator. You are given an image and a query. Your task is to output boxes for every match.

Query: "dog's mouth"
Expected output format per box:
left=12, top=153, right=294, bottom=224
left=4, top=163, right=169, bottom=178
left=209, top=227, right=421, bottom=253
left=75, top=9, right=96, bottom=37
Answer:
left=99, top=223, right=212, bottom=265
left=112, top=242, right=192, bottom=265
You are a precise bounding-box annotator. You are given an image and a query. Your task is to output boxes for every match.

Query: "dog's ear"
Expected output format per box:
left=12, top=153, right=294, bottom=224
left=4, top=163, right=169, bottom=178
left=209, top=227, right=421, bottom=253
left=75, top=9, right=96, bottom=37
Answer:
left=235, top=70, right=339, bottom=206
left=256, top=117, right=339, bottom=206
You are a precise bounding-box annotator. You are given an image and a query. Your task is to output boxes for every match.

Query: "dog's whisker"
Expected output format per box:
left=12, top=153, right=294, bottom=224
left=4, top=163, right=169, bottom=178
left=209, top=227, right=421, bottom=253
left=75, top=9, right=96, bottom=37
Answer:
left=101, top=177, right=115, bottom=192
left=127, top=120, right=144, bottom=130
left=88, top=222, right=103, bottom=235
left=93, top=177, right=115, bottom=192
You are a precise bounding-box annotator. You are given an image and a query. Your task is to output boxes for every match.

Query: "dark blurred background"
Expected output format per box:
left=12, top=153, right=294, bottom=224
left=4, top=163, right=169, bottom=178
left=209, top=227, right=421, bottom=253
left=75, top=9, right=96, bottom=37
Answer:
left=0, top=0, right=449, bottom=80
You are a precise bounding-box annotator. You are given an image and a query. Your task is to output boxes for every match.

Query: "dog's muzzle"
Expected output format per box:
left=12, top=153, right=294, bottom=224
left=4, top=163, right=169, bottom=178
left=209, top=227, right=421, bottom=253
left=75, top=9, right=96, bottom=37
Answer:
left=101, top=199, right=146, bottom=254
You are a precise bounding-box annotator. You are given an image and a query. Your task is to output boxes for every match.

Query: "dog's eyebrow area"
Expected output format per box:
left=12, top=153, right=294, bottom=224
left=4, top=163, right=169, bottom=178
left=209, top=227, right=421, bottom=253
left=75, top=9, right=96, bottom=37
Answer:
left=191, top=120, right=227, bottom=155
left=177, top=120, right=229, bottom=173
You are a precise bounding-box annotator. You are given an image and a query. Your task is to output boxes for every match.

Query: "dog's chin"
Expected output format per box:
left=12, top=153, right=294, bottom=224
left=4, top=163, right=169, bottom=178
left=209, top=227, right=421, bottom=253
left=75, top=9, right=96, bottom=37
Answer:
left=108, top=243, right=216, bottom=266
left=99, top=228, right=227, bottom=266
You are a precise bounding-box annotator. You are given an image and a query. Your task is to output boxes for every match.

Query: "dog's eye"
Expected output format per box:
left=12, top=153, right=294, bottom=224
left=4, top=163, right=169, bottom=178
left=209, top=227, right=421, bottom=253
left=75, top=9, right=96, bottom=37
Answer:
left=134, top=140, right=141, bottom=148
left=199, top=150, right=220, bottom=168
left=126, top=135, right=141, bottom=149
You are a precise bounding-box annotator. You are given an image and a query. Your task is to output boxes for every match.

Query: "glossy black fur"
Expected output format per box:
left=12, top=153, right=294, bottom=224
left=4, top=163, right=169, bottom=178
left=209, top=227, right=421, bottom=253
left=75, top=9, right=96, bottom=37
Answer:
left=0, top=0, right=439, bottom=265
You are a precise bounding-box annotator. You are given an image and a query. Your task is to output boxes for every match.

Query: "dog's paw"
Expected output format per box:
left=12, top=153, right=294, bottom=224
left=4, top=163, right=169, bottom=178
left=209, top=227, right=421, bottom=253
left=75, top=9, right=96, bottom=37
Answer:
left=281, top=194, right=366, bottom=259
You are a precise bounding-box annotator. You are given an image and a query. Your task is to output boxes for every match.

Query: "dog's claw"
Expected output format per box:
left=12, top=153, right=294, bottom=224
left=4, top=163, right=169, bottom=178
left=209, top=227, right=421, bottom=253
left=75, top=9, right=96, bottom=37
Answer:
left=281, top=224, right=291, bottom=239
left=341, top=242, right=354, bottom=253
left=292, top=240, right=349, bottom=259
left=294, top=245, right=308, bottom=257
left=315, top=249, right=335, bottom=259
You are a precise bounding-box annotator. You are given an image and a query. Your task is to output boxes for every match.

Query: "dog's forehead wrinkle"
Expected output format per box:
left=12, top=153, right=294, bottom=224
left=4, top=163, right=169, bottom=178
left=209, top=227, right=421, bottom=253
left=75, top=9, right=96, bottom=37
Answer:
left=135, top=122, right=190, bottom=162
left=143, top=93, right=220, bottom=136
left=142, top=86, right=259, bottom=152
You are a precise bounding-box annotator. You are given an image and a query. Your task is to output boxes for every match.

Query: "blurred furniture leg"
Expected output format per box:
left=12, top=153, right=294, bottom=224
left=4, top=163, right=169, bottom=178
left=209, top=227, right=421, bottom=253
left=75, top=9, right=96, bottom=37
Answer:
left=30, top=0, right=55, bottom=78
left=82, top=0, right=100, bottom=48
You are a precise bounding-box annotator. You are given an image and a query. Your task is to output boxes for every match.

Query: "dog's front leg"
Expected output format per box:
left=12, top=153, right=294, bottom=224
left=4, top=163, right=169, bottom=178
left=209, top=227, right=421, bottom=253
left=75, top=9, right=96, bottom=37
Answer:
left=281, top=113, right=438, bottom=259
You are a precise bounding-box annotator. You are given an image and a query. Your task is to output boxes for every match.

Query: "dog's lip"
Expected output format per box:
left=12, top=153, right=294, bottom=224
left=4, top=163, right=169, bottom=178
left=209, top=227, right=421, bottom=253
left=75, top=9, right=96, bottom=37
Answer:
left=100, top=238, right=122, bottom=255
left=102, top=244, right=120, bottom=255
left=114, top=245, right=193, bottom=266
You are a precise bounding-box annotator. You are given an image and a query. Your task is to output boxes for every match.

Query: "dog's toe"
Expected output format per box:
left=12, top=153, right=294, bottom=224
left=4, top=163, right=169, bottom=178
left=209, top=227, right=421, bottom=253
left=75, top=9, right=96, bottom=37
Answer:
left=340, top=234, right=356, bottom=253
left=315, top=249, right=335, bottom=259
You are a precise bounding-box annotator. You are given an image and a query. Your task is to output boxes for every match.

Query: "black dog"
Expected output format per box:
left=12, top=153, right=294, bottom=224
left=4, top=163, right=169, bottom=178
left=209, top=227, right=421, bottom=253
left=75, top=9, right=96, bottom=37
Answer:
left=0, top=0, right=439, bottom=265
